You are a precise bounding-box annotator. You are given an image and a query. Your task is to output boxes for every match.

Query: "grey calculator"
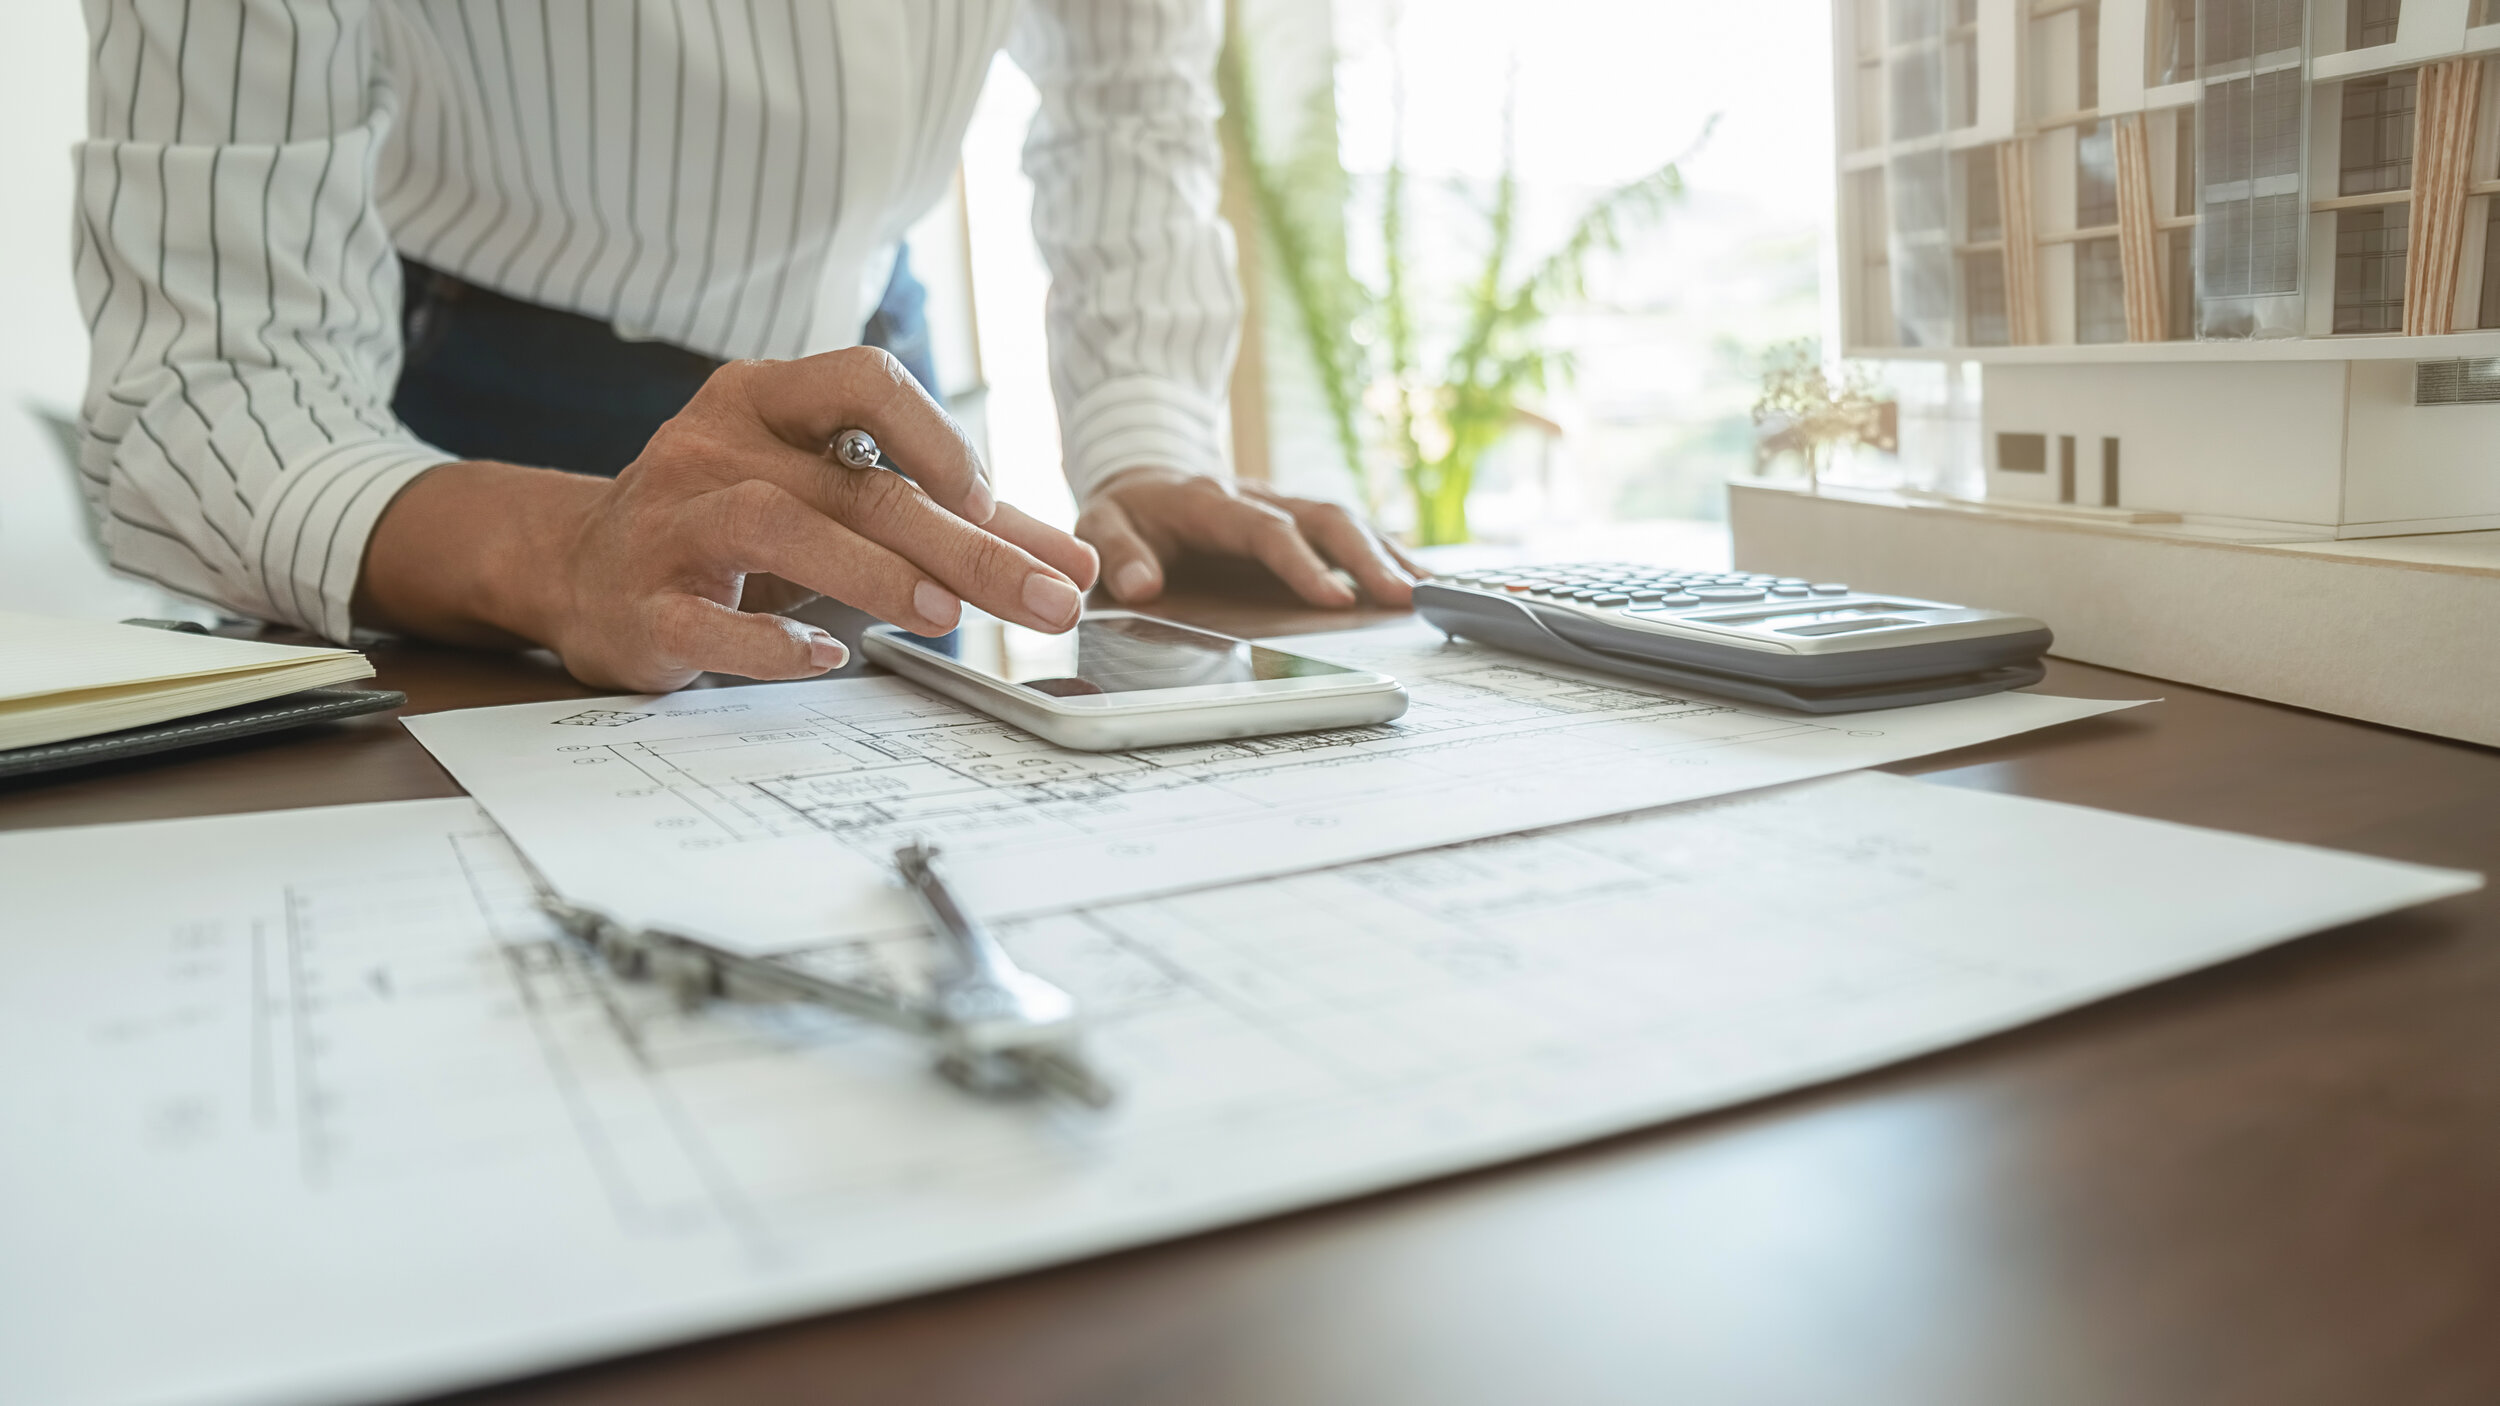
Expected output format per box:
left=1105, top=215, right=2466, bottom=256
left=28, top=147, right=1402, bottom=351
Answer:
left=1414, top=562, right=2051, bottom=713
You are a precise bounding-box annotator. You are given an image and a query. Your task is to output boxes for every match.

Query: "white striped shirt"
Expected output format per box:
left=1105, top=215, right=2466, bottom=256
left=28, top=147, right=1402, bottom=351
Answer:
left=76, top=0, right=1242, bottom=641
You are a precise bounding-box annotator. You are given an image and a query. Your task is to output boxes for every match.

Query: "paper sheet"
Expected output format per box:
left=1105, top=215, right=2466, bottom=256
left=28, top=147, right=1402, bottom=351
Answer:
left=405, top=619, right=2142, bottom=951
left=0, top=780, right=2473, bottom=1406
left=0, top=611, right=361, bottom=701
left=0, top=612, right=374, bottom=750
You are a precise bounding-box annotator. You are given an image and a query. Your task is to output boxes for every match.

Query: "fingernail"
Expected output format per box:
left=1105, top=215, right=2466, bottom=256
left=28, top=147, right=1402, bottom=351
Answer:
left=1114, top=560, right=1158, bottom=600
left=1024, top=571, right=1083, bottom=629
left=806, top=630, right=848, bottom=670
left=962, top=475, right=997, bottom=524
left=914, top=579, right=962, bottom=630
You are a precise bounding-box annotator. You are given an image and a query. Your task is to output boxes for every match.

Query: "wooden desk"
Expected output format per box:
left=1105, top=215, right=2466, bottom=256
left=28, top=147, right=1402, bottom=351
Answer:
left=7, top=594, right=2496, bottom=1406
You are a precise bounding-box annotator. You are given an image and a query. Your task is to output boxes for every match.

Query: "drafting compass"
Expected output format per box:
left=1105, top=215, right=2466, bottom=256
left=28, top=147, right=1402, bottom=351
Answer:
left=535, top=841, right=1114, bottom=1109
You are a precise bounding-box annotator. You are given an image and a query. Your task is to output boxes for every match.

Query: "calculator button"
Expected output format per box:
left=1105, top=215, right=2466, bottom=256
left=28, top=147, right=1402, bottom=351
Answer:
left=1627, top=589, right=1666, bottom=602
left=1775, top=577, right=1810, bottom=586
left=1769, top=585, right=1811, bottom=597
left=1587, top=593, right=1631, bottom=607
left=1502, top=583, right=1538, bottom=592
left=1633, top=594, right=1704, bottom=610
left=1688, top=586, right=1765, bottom=601
left=1810, top=583, right=1850, bottom=595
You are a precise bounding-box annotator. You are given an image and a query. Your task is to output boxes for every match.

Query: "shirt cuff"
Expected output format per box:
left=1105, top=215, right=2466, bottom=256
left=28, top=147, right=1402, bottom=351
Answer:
left=1058, top=376, right=1229, bottom=504
left=244, top=439, right=458, bottom=643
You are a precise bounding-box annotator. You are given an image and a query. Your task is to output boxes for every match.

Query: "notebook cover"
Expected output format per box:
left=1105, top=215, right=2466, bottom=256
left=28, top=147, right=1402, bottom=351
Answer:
left=0, top=687, right=406, bottom=781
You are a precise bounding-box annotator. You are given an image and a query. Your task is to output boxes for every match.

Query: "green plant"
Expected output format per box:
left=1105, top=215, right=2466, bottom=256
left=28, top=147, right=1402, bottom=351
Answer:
left=1218, top=14, right=1706, bottom=545
left=1748, top=339, right=1898, bottom=491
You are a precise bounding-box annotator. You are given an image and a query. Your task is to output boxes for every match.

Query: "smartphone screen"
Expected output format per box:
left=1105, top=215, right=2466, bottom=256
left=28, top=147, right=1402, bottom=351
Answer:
left=894, top=612, right=1361, bottom=699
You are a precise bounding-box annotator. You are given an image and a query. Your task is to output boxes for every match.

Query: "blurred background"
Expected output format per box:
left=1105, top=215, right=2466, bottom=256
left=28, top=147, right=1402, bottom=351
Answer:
left=1, top=0, right=1842, bottom=620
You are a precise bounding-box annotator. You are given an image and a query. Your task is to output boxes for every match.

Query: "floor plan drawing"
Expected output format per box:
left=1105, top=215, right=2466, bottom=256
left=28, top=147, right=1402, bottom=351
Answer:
left=606, top=657, right=1810, bottom=850
left=407, top=621, right=2138, bottom=950
left=4, top=781, right=2469, bottom=1406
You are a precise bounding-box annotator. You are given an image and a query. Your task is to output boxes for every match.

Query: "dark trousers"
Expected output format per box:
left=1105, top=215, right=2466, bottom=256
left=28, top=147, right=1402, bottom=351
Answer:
left=392, top=248, right=942, bottom=474
left=391, top=250, right=946, bottom=672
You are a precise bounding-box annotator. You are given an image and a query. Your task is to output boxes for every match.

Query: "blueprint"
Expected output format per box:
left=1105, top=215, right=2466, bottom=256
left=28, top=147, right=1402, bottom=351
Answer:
left=0, top=779, right=2474, bottom=1406
left=405, top=620, right=2141, bottom=951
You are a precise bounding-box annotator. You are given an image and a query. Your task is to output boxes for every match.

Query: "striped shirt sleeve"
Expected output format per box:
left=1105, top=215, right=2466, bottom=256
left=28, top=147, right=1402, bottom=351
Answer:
left=1010, top=0, right=1245, bottom=504
left=76, top=0, right=453, bottom=642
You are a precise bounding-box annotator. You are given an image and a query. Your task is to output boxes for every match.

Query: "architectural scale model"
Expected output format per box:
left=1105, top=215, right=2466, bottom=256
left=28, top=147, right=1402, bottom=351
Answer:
left=1733, top=0, right=2500, bottom=747
left=1838, top=0, right=2500, bottom=536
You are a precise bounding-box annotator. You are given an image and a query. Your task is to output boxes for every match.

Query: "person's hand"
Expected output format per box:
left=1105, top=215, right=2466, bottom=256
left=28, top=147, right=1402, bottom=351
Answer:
left=549, top=351, right=1099, bottom=689
left=358, top=348, right=1097, bottom=692
left=1075, top=468, right=1419, bottom=609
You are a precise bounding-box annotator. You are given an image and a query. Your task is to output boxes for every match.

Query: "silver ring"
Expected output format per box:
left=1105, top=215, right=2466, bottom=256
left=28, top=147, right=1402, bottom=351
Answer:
left=828, top=427, right=881, bottom=469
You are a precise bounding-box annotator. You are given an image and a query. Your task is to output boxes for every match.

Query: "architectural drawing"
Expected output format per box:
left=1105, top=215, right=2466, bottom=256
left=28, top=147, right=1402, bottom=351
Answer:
left=594, top=659, right=1780, bottom=854
left=406, top=624, right=2131, bottom=951
left=3, top=781, right=2467, bottom=1406
left=1835, top=0, right=2500, bottom=538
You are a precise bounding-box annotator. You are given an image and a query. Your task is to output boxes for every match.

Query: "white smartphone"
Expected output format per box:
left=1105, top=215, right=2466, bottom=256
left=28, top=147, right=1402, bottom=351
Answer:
left=858, top=610, right=1409, bottom=751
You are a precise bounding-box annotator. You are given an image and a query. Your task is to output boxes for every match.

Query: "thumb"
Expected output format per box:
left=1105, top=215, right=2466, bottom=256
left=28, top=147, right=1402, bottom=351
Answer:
left=1079, top=499, right=1164, bottom=603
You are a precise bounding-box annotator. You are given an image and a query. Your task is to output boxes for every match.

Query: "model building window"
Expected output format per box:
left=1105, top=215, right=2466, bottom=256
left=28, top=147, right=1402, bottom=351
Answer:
left=2172, top=108, right=2198, bottom=215
left=2196, top=23, right=2308, bottom=337
left=2077, top=120, right=2119, bottom=228
left=2482, top=201, right=2500, bottom=329
left=1958, top=146, right=2007, bottom=346
left=2347, top=0, right=2403, bottom=50
left=1853, top=170, right=1893, bottom=345
left=1892, top=45, right=1945, bottom=140
left=2167, top=228, right=2198, bottom=338
left=2334, top=206, right=2409, bottom=333
left=1889, top=147, right=1959, bottom=346
left=1997, top=433, right=2048, bottom=472
left=2078, top=1, right=2102, bottom=111
left=1951, top=31, right=1978, bottom=129
left=2339, top=73, right=2417, bottom=197
left=2167, top=107, right=2200, bottom=335
left=1891, top=0, right=1944, bottom=43
left=1963, top=252, right=2011, bottom=345
left=1963, top=147, right=2003, bottom=242
left=2204, top=0, right=2305, bottom=65
left=2329, top=71, right=2414, bottom=336
left=2076, top=238, right=2127, bottom=342
left=1944, top=0, right=1979, bottom=129
left=2150, top=0, right=2196, bottom=85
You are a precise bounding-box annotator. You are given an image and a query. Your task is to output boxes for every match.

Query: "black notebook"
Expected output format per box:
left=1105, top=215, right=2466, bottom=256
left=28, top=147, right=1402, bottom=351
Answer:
left=0, top=686, right=406, bottom=781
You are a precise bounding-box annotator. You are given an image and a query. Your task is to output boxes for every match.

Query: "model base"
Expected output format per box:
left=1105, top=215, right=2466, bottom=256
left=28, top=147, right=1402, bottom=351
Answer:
left=1729, top=481, right=2500, bottom=749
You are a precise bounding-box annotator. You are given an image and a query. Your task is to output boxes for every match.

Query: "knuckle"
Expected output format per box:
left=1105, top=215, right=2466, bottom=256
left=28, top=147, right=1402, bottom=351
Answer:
left=714, top=479, right=791, bottom=544
left=635, top=416, right=704, bottom=468
left=641, top=598, right=698, bottom=664
left=828, top=464, right=917, bottom=522
left=832, top=345, right=910, bottom=399
left=832, top=344, right=896, bottom=375
left=637, top=413, right=745, bottom=484
left=695, top=357, right=768, bottom=410
left=956, top=529, right=1021, bottom=585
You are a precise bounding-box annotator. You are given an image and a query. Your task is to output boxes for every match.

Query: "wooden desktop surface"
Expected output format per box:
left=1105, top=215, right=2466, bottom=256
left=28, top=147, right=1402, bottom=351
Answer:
left=6, top=590, right=2496, bottom=1406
